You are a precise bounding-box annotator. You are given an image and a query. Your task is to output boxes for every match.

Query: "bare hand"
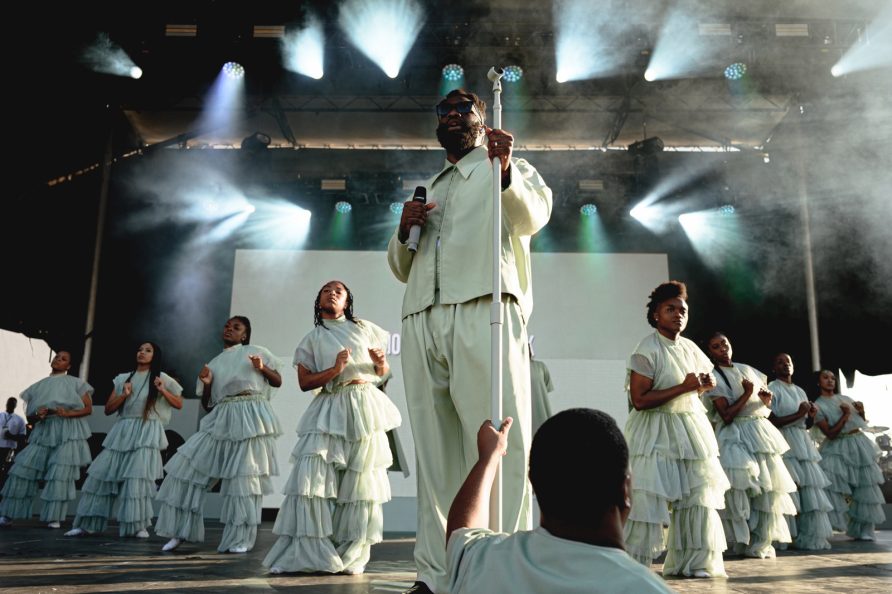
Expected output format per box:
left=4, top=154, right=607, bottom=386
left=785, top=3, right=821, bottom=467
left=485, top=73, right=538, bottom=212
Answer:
left=839, top=403, right=851, bottom=416
left=808, top=402, right=818, bottom=418
left=682, top=373, right=701, bottom=392
left=485, top=126, right=514, bottom=175
left=797, top=401, right=811, bottom=415
left=741, top=378, right=754, bottom=396
left=199, top=365, right=213, bottom=386
left=398, top=201, right=437, bottom=243
left=368, top=347, right=386, bottom=367
left=153, top=376, right=164, bottom=391
left=853, top=401, right=865, bottom=414
left=758, top=388, right=773, bottom=406
left=36, top=407, right=49, bottom=419
left=477, top=417, right=513, bottom=462
left=122, top=382, right=133, bottom=397
left=248, top=354, right=265, bottom=371
left=54, top=407, right=67, bottom=418
left=332, top=348, right=351, bottom=375
left=698, top=372, right=717, bottom=393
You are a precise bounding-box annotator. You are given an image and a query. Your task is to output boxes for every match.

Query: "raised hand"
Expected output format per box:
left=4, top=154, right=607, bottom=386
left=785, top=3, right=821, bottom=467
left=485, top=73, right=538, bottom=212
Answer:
left=398, top=201, right=437, bottom=243
left=368, top=347, right=386, bottom=367
left=485, top=126, right=515, bottom=175
left=698, top=372, right=717, bottom=393
left=477, top=417, right=513, bottom=462
left=248, top=354, right=265, bottom=371
left=154, top=376, right=164, bottom=391
left=682, top=373, right=701, bottom=392
left=122, top=382, right=133, bottom=397
left=741, top=378, right=754, bottom=396
left=758, top=388, right=773, bottom=406
left=808, top=402, right=818, bottom=418
left=332, top=348, right=351, bottom=375
left=199, top=365, right=213, bottom=386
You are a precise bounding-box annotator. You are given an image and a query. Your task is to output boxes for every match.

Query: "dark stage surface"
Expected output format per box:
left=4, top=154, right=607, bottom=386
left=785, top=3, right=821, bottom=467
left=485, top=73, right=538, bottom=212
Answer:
left=1, top=521, right=889, bottom=593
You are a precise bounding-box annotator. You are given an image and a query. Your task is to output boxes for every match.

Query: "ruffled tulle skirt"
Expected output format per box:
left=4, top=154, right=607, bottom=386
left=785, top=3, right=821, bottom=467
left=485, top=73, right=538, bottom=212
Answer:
left=263, top=382, right=401, bottom=573
left=819, top=431, right=886, bottom=539
left=777, top=425, right=833, bottom=550
left=0, top=416, right=92, bottom=521
left=623, top=408, right=730, bottom=577
left=154, top=394, right=281, bottom=551
left=73, top=417, right=167, bottom=535
left=717, top=416, right=797, bottom=558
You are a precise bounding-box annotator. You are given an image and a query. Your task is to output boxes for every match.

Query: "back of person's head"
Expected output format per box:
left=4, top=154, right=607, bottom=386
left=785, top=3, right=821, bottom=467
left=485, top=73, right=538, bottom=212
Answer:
left=529, top=408, right=628, bottom=525
left=5, top=397, right=15, bottom=412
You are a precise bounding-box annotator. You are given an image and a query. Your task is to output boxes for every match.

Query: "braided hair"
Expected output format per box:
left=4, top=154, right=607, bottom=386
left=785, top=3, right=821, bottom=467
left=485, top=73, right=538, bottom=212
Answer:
left=314, top=281, right=359, bottom=328
left=123, top=341, right=165, bottom=421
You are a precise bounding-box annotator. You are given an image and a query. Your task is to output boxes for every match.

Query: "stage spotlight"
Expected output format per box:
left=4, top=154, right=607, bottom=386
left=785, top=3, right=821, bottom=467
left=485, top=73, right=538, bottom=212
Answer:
left=579, top=203, right=598, bottom=216
left=442, top=63, right=464, bottom=81
left=338, top=0, right=425, bottom=79
left=281, top=17, right=325, bottom=79
left=762, top=153, right=771, bottom=164
left=643, top=68, right=656, bottom=81
left=724, top=62, right=746, bottom=80
left=335, top=201, right=352, bottom=214
left=390, top=202, right=404, bottom=215
left=830, top=64, right=843, bottom=77
left=718, top=204, right=735, bottom=215
left=130, top=66, right=143, bottom=79
left=223, top=61, right=245, bottom=79
left=503, top=65, right=523, bottom=82
left=241, top=132, right=271, bottom=151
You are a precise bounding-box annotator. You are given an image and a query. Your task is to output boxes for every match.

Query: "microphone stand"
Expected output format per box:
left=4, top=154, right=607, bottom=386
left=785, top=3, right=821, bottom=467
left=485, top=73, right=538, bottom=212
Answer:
left=487, top=66, right=504, bottom=534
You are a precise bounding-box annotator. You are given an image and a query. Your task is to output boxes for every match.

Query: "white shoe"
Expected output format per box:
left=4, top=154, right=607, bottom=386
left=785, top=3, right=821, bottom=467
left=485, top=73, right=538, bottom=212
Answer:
left=0, top=516, right=12, bottom=527
left=162, top=538, right=182, bottom=552
left=692, top=569, right=711, bottom=578
left=228, top=544, right=249, bottom=553
left=269, top=566, right=285, bottom=575
left=342, top=565, right=365, bottom=575
left=64, top=528, right=87, bottom=537
left=135, top=529, right=150, bottom=539
left=47, top=521, right=61, bottom=529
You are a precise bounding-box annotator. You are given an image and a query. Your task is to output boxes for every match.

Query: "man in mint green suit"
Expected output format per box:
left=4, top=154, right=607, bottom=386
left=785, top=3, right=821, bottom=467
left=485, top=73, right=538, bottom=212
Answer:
left=387, top=88, right=552, bottom=594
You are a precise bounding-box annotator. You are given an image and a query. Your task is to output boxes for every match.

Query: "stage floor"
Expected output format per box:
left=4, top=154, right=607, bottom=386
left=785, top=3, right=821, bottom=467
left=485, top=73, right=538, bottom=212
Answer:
left=1, top=522, right=890, bottom=593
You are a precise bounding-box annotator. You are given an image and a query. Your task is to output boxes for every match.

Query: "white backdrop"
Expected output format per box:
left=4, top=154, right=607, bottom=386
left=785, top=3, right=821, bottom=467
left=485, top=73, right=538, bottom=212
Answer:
left=230, top=249, right=669, bottom=506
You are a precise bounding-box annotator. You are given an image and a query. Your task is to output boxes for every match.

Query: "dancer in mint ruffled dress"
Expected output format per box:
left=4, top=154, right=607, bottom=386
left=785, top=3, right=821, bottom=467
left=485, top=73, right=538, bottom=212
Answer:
left=0, top=350, right=93, bottom=529
left=66, top=341, right=183, bottom=538
left=767, top=353, right=833, bottom=550
left=703, top=333, right=797, bottom=559
left=623, top=281, right=729, bottom=578
left=812, top=369, right=885, bottom=541
left=264, top=280, right=401, bottom=575
left=155, top=316, right=282, bottom=553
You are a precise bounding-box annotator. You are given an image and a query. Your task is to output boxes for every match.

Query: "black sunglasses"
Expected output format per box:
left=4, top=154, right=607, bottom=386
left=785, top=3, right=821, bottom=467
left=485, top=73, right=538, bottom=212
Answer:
left=436, top=100, right=477, bottom=117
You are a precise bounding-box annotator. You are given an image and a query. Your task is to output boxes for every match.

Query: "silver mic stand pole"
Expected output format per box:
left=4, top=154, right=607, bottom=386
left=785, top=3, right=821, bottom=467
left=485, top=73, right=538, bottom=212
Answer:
left=487, top=66, right=504, bottom=533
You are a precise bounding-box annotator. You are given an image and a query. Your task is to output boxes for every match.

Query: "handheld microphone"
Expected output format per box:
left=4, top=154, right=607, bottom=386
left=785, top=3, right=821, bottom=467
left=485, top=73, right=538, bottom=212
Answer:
left=406, top=186, right=427, bottom=252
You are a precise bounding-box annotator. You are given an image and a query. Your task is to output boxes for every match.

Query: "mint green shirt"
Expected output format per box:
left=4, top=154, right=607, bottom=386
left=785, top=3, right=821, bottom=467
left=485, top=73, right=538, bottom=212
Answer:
left=448, top=527, right=676, bottom=594
left=387, top=146, right=552, bottom=320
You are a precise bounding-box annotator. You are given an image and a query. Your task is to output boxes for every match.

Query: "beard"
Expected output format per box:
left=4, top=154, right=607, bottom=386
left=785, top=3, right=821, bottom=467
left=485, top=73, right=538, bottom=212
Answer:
left=436, top=119, right=484, bottom=156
